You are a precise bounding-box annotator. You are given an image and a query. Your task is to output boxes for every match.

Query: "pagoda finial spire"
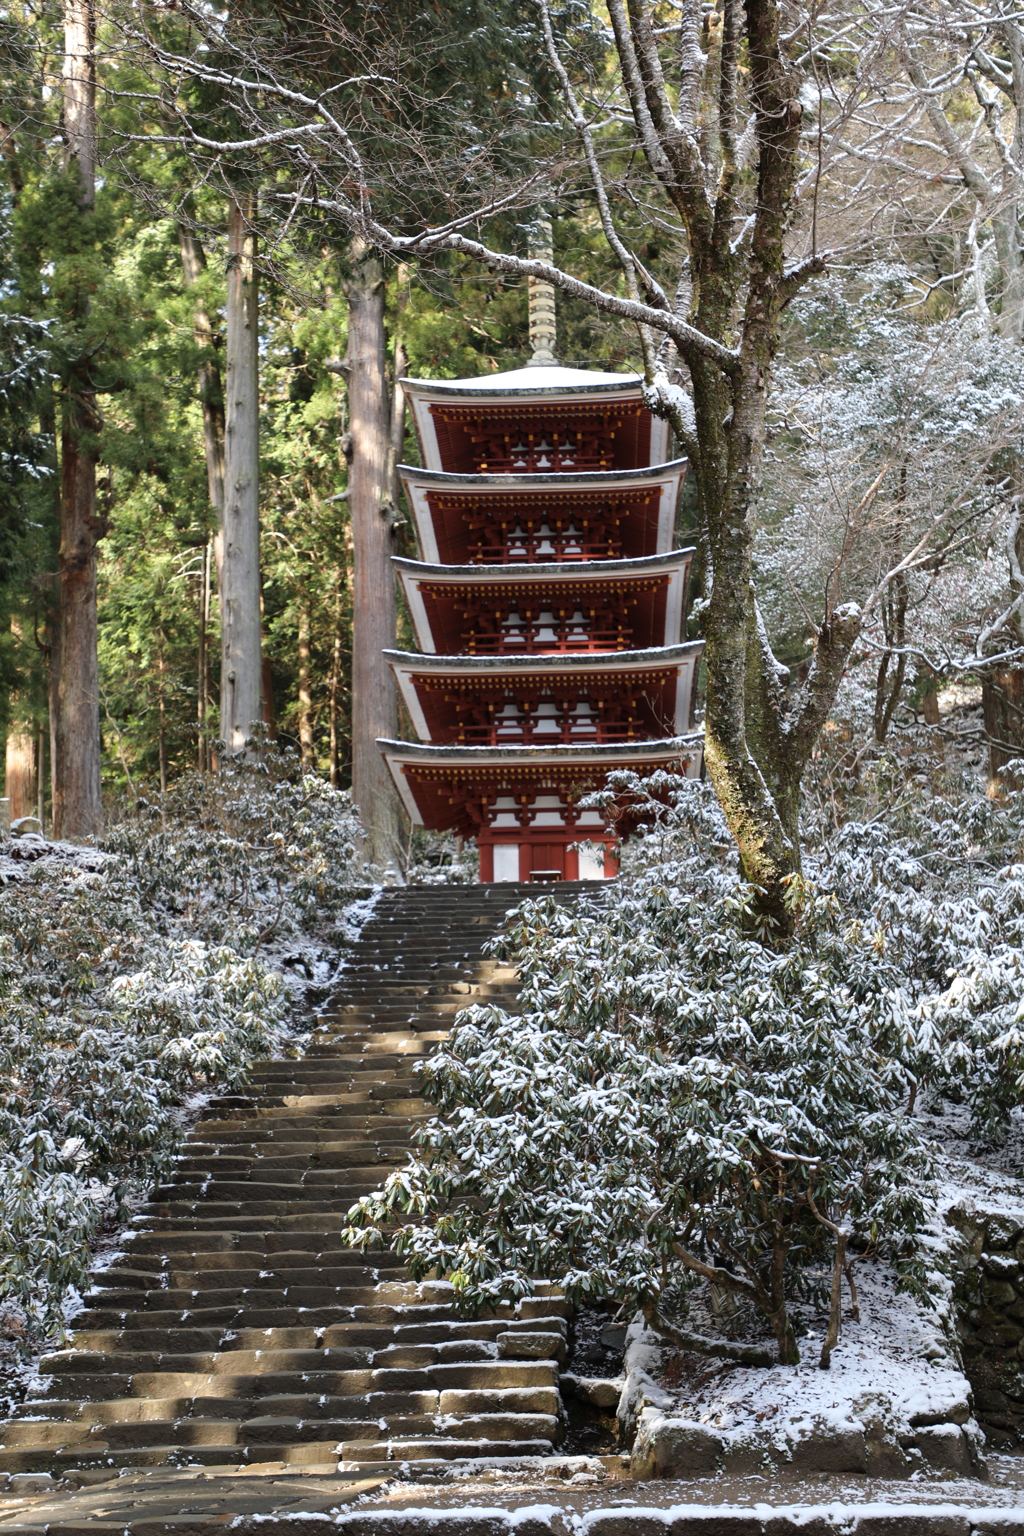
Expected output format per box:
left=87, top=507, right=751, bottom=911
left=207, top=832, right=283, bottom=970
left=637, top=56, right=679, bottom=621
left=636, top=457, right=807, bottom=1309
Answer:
left=527, top=214, right=557, bottom=367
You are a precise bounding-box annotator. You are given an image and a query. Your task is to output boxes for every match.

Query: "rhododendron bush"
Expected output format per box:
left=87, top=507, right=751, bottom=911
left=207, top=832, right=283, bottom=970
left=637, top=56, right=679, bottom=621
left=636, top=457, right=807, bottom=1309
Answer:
left=347, top=768, right=1024, bottom=1367
left=0, top=756, right=363, bottom=1338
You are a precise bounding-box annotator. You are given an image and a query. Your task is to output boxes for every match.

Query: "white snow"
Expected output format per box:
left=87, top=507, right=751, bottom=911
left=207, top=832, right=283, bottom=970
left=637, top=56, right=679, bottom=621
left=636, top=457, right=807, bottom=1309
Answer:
left=404, top=365, right=641, bottom=392
left=622, top=1253, right=975, bottom=1462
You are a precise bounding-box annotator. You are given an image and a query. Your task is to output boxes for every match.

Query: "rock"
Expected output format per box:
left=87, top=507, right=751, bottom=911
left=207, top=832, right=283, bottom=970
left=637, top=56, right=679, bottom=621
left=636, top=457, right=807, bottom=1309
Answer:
left=782, top=1417, right=868, bottom=1474
left=9, top=1472, right=55, bottom=1495
left=983, top=1281, right=1019, bottom=1307
left=10, top=816, right=42, bottom=838
left=561, top=1372, right=622, bottom=1408
left=719, top=1437, right=768, bottom=1476
left=629, top=1415, right=724, bottom=1478
left=600, top=1323, right=628, bottom=1352
left=862, top=1415, right=913, bottom=1476
left=978, top=1321, right=1024, bottom=1347
left=616, top=1359, right=676, bottom=1443
left=914, top=1422, right=974, bottom=1475
left=61, top=1468, right=118, bottom=1489
left=497, top=1330, right=565, bottom=1363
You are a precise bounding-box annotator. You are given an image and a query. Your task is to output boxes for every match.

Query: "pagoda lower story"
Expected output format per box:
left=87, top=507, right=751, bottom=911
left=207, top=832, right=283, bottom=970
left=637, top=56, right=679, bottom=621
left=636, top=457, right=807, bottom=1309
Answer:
left=380, top=363, right=704, bottom=881
left=381, top=737, right=701, bottom=882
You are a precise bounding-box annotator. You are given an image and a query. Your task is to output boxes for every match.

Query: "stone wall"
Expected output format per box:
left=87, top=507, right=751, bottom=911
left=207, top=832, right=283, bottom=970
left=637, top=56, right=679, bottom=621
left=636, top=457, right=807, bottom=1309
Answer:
left=950, top=1206, right=1024, bottom=1446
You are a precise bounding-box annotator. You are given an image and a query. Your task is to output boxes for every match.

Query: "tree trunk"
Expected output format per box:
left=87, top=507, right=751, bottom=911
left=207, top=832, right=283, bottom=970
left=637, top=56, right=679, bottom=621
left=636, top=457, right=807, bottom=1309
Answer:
left=53, top=0, right=104, bottom=842
left=197, top=539, right=211, bottom=770
left=5, top=731, right=36, bottom=822
left=157, top=636, right=167, bottom=795
left=261, top=653, right=277, bottom=740
left=343, top=240, right=402, bottom=867
left=177, top=222, right=225, bottom=583
left=297, top=601, right=315, bottom=768
left=220, top=190, right=263, bottom=756
left=329, top=579, right=344, bottom=789
left=984, top=668, right=1024, bottom=782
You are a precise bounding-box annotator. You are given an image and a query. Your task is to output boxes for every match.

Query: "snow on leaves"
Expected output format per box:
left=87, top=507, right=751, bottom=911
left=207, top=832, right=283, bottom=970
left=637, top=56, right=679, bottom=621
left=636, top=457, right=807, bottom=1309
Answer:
left=0, top=760, right=364, bottom=1337
left=347, top=771, right=1024, bottom=1366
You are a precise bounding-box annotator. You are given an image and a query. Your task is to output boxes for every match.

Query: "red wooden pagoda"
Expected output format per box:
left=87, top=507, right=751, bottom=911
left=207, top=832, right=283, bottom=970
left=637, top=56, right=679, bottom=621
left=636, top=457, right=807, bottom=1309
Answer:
left=379, top=361, right=703, bottom=882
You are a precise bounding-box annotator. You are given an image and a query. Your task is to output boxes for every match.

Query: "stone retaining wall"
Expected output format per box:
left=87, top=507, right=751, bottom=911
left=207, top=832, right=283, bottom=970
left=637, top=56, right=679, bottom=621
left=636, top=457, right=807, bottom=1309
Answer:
left=950, top=1206, right=1024, bottom=1445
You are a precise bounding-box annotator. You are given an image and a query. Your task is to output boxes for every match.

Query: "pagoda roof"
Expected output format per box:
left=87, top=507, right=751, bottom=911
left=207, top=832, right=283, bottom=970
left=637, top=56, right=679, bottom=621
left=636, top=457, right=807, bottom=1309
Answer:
left=403, top=366, right=671, bottom=474
left=397, top=459, right=686, bottom=490
left=383, top=642, right=702, bottom=677
left=379, top=734, right=703, bottom=828
left=397, top=547, right=694, bottom=656
left=394, top=547, right=694, bottom=584
left=400, top=364, right=643, bottom=399
left=386, top=643, right=703, bottom=746
left=400, top=461, right=688, bottom=564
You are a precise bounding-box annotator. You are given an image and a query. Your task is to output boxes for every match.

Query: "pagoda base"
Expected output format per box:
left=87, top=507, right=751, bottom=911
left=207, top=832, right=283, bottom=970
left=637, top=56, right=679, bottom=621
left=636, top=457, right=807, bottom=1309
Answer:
left=478, top=827, right=617, bottom=883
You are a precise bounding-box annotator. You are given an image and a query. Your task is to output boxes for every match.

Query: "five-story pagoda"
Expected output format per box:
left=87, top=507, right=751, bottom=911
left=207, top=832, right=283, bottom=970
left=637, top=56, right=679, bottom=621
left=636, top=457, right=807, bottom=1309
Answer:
left=379, top=273, right=703, bottom=883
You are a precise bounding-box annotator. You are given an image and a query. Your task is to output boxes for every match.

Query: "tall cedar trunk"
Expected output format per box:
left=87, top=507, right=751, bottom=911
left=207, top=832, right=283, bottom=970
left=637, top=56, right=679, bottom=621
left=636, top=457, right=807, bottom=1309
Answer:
left=177, top=223, right=226, bottom=584
left=54, top=0, right=103, bottom=841
left=984, top=668, right=1024, bottom=780
left=343, top=241, right=401, bottom=867
left=220, top=191, right=263, bottom=755
left=197, top=540, right=211, bottom=770
left=297, top=602, right=315, bottom=767
left=329, top=578, right=344, bottom=788
left=5, top=732, right=36, bottom=821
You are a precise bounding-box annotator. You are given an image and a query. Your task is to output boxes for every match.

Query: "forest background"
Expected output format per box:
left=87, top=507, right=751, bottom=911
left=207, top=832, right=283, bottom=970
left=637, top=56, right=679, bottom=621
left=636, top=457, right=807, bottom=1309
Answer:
left=2, top=0, right=1024, bottom=862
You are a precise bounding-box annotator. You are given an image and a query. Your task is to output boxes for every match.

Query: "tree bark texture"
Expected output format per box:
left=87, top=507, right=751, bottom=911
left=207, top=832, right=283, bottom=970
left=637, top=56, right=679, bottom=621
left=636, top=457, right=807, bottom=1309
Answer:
left=298, top=602, right=315, bottom=767
left=5, top=732, right=36, bottom=822
left=54, top=0, right=104, bottom=842
left=984, top=667, right=1024, bottom=780
left=220, top=190, right=263, bottom=756
left=178, top=222, right=226, bottom=579
left=344, top=241, right=402, bottom=867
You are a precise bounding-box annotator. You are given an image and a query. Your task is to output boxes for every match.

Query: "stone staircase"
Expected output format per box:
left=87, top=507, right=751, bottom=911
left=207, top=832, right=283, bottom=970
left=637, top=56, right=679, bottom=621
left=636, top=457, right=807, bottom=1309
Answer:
left=0, top=882, right=591, bottom=1483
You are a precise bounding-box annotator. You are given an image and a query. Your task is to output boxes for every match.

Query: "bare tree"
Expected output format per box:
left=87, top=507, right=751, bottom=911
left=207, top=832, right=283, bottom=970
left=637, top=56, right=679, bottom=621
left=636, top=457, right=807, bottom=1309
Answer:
left=891, top=3, right=1024, bottom=774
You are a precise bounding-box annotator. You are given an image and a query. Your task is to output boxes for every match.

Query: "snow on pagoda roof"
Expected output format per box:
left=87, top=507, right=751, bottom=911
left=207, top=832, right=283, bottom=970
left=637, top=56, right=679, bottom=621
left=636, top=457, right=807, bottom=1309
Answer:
left=379, top=733, right=701, bottom=764
left=383, top=642, right=703, bottom=675
left=400, top=364, right=643, bottom=398
left=393, top=547, right=695, bottom=583
left=397, top=459, right=687, bottom=489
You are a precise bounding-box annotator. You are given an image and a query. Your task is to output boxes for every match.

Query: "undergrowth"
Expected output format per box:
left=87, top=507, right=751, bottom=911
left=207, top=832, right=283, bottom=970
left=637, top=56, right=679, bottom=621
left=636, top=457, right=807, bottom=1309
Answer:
left=0, top=751, right=364, bottom=1353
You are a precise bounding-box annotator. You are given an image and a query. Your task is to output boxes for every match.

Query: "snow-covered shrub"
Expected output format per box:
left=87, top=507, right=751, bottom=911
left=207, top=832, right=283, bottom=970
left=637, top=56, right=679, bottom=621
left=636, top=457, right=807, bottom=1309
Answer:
left=346, top=770, right=1024, bottom=1367
left=0, top=756, right=365, bottom=1340
left=105, top=748, right=363, bottom=951
left=404, top=830, right=479, bottom=885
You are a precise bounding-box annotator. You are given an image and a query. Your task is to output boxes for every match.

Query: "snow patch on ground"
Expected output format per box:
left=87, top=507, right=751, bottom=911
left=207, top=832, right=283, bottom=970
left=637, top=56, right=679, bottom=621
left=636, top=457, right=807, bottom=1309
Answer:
left=623, top=1254, right=981, bottom=1476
